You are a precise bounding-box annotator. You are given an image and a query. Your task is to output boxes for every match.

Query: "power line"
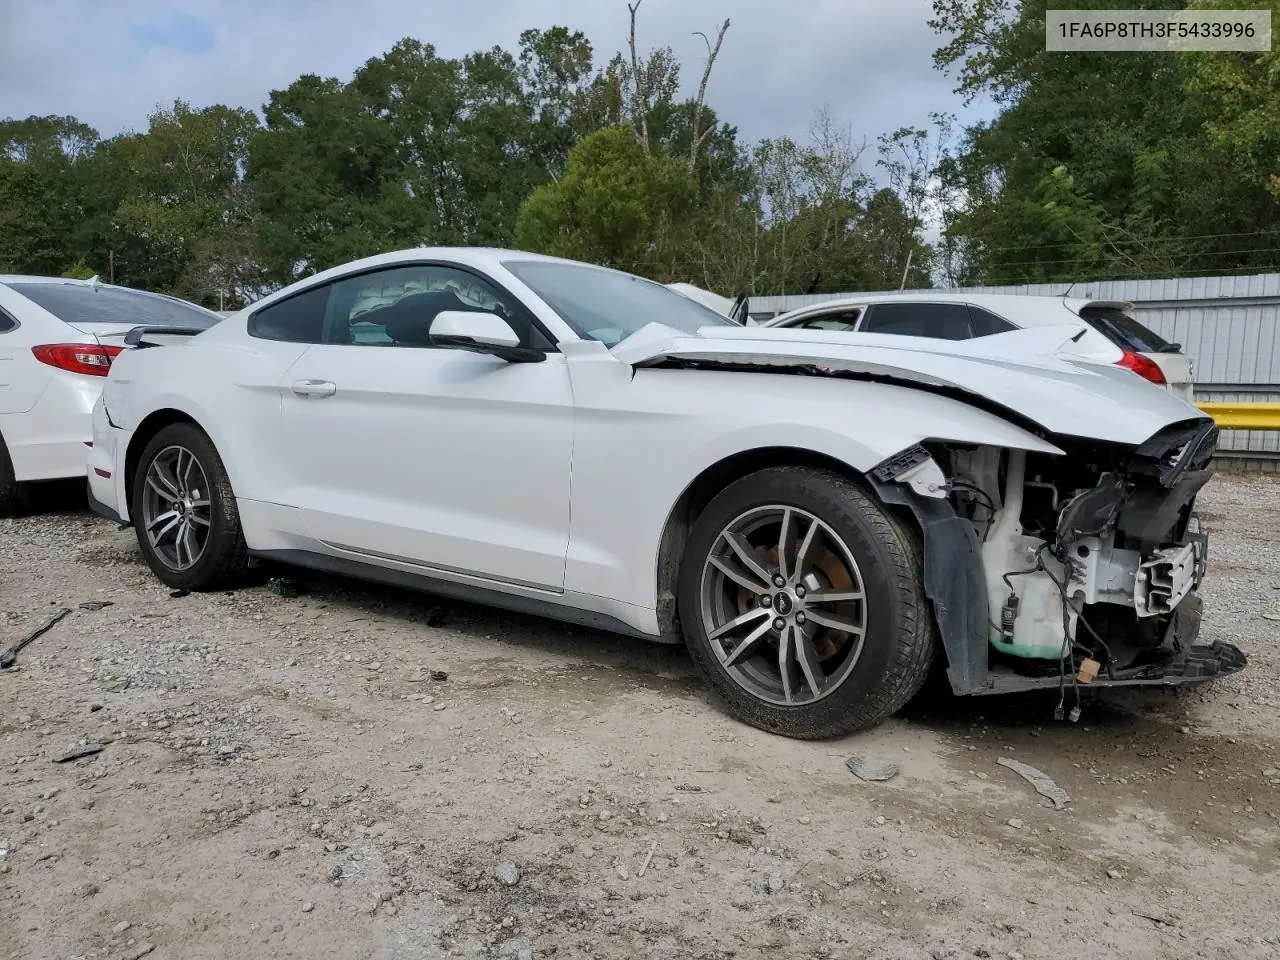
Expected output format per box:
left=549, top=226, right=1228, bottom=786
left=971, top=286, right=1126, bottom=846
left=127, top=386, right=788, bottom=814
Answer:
left=976, top=246, right=1280, bottom=271
left=970, top=228, right=1280, bottom=256
left=974, top=263, right=1280, bottom=287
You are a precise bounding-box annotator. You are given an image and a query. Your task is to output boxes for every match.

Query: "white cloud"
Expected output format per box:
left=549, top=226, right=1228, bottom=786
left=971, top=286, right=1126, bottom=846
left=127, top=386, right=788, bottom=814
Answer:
left=0, top=0, right=993, bottom=152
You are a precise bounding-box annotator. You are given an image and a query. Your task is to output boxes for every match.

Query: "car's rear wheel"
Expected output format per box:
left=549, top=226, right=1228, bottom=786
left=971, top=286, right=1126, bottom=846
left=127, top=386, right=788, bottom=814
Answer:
left=677, top=467, right=936, bottom=739
left=131, top=423, right=248, bottom=590
left=0, top=434, right=30, bottom=518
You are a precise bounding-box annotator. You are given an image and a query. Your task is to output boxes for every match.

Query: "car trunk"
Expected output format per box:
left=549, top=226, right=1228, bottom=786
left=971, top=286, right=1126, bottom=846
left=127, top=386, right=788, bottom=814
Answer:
left=1076, top=304, right=1195, bottom=402
left=62, top=320, right=135, bottom=347
left=64, top=321, right=208, bottom=352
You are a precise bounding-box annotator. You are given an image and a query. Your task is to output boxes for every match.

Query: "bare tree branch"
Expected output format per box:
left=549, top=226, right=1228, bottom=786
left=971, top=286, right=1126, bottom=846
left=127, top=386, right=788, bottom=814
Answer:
left=627, top=0, right=652, bottom=154
left=688, top=18, right=730, bottom=170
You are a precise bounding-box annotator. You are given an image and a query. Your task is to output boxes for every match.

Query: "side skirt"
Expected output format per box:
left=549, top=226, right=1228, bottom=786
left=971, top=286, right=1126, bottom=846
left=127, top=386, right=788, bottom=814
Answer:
left=250, top=548, right=659, bottom=642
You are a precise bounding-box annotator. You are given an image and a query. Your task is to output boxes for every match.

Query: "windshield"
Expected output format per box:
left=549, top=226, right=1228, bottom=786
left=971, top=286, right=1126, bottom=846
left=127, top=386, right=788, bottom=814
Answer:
left=6, top=282, right=221, bottom=329
left=503, top=260, right=735, bottom=347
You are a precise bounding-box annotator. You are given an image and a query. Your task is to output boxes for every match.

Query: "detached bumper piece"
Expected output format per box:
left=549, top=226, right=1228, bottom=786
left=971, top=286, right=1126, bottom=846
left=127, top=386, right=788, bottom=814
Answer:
left=981, top=642, right=1246, bottom=694
left=978, top=593, right=1247, bottom=694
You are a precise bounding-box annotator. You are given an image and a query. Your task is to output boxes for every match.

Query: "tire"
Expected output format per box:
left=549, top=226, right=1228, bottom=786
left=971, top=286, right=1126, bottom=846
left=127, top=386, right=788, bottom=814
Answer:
left=0, top=434, right=31, bottom=518
left=130, top=422, right=249, bottom=591
left=677, top=467, right=936, bottom=739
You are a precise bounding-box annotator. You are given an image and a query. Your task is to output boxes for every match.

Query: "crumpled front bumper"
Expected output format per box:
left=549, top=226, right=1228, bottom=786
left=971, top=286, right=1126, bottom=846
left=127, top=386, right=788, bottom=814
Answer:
left=978, top=592, right=1247, bottom=694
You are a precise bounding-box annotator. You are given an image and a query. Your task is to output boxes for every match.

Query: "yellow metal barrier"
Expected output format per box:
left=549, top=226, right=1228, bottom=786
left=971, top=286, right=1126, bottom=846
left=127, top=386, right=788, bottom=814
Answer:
left=1195, top=402, right=1280, bottom=430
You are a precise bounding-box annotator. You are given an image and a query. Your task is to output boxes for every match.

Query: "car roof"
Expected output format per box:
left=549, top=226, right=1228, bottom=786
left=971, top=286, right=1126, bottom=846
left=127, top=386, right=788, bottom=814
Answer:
left=241, top=246, right=652, bottom=315
left=0, top=274, right=100, bottom=286
left=288, top=247, right=583, bottom=281
left=765, top=291, right=1134, bottom=328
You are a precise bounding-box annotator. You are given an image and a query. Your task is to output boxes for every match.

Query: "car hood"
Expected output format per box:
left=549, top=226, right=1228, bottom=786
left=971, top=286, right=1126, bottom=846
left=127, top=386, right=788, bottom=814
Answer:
left=611, top=322, right=1209, bottom=446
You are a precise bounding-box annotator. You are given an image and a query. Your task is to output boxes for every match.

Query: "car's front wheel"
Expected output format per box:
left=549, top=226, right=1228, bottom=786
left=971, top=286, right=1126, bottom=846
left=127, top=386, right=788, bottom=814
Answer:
left=131, top=422, right=249, bottom=591
left=677, top=467, right=936, bottom=739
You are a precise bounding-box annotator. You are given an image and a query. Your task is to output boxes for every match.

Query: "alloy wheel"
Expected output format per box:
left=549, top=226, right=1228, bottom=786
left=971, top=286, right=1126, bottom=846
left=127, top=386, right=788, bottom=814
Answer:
left=699, top=505, right=869, bottom=706
left=140, top=444, right=212, bottom=571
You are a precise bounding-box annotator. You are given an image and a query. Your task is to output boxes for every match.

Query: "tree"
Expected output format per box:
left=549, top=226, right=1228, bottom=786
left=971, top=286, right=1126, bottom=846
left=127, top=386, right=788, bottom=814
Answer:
left=621, top=0, right=730, bottom=170
left=248, top=34, right=602, bottom=285
left=0, top=115, right=101, bottom=275
left=877, top=115, right=959, bottom=285
left=930, top=0, right=1280, bottom=283
left=514, top=125, right=696, bottom=273
left=749, top=108, right=875, bottom=294
left=61, top=260, right=96, bottom=280
left=93, top=100, right=260, bottom=299
left=1183, top=0, right=1280, bottom=200
left=517, top=27, right=598, bottom=178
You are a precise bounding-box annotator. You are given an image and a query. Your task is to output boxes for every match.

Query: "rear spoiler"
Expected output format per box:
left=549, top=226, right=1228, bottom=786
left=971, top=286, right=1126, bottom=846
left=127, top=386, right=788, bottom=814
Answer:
left=123, top=325, right=208, bottom=348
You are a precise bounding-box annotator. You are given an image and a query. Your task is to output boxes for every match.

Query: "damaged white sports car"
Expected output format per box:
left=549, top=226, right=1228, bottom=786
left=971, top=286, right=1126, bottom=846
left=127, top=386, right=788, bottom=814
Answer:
left=87, top=249, right=1245, bottom=738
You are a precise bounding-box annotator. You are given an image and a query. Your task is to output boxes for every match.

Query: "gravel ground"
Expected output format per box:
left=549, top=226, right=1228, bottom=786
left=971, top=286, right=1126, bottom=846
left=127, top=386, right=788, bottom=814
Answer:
left=2, top=472, right=1279, bottom=960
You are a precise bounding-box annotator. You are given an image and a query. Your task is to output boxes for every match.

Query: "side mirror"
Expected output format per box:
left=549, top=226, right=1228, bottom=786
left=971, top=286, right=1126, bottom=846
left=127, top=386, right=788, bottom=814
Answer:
left=430, top=311, right=519, bottom=349
left=428, top=311, right=546, bottom=363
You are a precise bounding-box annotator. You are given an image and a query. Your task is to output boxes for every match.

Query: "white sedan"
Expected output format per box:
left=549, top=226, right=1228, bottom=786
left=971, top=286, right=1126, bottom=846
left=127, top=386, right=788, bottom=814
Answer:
left=0, top=275, right=220, bottom=514
left=760, top=292, right=1196, bottom=403
left=87, top=249, right=1244, bottom=737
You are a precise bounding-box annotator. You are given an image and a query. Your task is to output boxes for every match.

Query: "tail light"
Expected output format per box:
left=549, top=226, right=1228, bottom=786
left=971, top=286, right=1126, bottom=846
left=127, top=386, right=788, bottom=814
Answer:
left=1116, top=350, right=1166, bottom=386
left=31, top=343, right=124, bottom=377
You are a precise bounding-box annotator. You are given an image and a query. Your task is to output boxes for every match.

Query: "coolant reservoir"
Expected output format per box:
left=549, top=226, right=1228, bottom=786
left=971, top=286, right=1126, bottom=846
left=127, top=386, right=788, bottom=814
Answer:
left=981, top=451, right=1071, bottom=660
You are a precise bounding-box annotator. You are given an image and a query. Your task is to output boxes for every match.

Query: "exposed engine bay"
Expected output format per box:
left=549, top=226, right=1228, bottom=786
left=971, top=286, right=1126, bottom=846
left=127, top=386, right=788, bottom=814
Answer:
left=871, top=418, right=1245, bottom=716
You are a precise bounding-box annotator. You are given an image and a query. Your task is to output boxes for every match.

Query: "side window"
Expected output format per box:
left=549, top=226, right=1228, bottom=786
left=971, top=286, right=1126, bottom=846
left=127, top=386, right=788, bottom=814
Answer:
left=790, top=308, right=862, bottom=332
left=860, top=302, right=975, bottom=340
left=967, top=305, right=1017, bottom=337
left=0, top=307, right=16, bottom=333
left=320, top=264, right=552, bottom=350
left=248, top=284, right=331, bottom=343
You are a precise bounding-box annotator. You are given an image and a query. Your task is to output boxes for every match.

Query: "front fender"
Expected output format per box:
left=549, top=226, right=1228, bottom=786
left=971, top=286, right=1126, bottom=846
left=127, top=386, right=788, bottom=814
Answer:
left=563, top=355, right=1063, bottom=618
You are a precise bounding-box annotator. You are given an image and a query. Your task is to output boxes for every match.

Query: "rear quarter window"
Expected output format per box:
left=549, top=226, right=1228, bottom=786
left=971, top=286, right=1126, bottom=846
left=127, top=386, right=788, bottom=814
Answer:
left=248, top=284, right=331, bottom=343
left=1079, top=306, right=1177, bottom=353
left=966, top=305, right=1018, bottom=337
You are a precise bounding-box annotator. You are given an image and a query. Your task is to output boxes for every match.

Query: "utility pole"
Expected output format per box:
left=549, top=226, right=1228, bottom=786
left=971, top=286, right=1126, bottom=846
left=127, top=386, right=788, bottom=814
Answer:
left=899, top=249, right=914, bottom=290
left=108, top=250, right=115, bottom=284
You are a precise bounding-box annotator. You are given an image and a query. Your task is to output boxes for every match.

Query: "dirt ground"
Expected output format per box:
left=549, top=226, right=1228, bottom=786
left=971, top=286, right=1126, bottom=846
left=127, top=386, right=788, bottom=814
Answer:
left=2, top=472, right=1279, bottom=960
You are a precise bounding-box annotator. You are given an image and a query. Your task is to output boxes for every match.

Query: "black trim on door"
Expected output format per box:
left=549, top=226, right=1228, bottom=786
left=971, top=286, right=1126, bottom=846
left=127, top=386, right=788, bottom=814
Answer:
left=247, top=260, right=562, bottom=352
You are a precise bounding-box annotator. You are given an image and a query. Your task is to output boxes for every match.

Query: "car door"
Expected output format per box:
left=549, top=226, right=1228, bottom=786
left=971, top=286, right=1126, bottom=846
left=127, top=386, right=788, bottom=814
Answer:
left=275, top=262, right=574, bottom=591
left=0, top=289, right=49, bottom=418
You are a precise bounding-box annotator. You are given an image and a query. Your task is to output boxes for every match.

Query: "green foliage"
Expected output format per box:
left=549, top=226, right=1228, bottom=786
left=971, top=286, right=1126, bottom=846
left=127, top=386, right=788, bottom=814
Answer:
left=1184, top=0, right=1280, bottom=199
left=515, top=125, right=696, bottom=271
left=5, top=4, right=1279, bottom=302
left=930, top=0, right=1280, bottom=284
left=60, top=259, right=96, bottom=279
left=0, top=115, right=100, bottom=276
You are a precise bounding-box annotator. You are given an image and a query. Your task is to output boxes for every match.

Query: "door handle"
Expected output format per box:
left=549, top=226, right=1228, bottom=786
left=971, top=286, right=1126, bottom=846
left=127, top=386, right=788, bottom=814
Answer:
left=291, top=379, right=337, bottom=398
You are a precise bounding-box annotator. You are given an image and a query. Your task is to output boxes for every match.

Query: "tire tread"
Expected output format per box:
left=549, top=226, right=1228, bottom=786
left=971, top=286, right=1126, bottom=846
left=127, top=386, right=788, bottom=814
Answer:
left=131, top=423, right=249, bottom=591
left=679, top=467, right=937, bottom=739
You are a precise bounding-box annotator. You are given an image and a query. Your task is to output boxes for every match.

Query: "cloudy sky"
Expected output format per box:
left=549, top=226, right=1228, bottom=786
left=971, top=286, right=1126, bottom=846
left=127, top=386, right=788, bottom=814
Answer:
left=0, top=0, right=994, bottom=150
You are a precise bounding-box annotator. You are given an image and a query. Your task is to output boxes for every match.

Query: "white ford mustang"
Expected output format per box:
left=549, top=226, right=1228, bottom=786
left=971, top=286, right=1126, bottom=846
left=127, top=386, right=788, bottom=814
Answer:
left=87, top=248, right=1245, bottom=738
